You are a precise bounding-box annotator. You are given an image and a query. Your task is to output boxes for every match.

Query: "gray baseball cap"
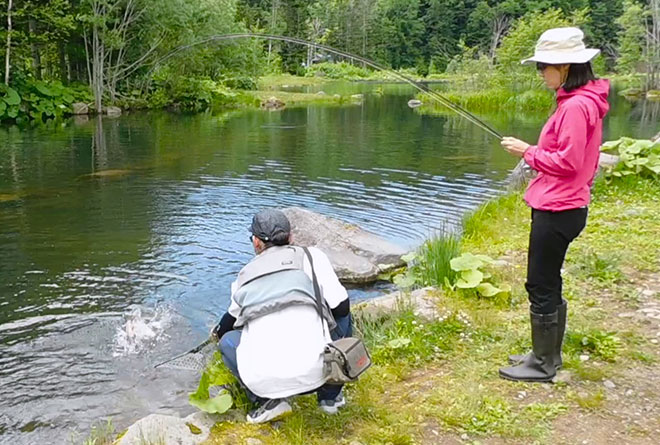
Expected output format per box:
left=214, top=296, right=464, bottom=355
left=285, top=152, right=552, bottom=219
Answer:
left=250, top=209, right=291, bottom=243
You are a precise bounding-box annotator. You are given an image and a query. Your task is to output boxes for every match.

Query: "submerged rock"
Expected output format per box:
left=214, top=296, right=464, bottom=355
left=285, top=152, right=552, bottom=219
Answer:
left=0, top=193, right=22, bottom=203
left=261, top=96, right=285, bottom=110
left=282, top=207, right=406, bottom=284
left=82, top=169, right=133, bottom=179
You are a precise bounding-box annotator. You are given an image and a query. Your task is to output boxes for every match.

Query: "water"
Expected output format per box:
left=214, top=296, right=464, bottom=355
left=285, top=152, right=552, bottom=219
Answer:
left=0, top=82, right=656, bottom=444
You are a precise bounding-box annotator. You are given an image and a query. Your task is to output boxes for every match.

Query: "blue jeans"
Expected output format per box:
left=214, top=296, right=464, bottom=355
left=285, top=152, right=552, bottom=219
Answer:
left=219, top=314, right=352, bottom=404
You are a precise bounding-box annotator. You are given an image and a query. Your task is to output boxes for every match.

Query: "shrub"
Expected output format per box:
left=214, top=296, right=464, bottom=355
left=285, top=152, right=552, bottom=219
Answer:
left=305, top=62, right=372, bottom=79
left=600, top=137, right=660, bottom=179
left=148, top=75, right=239, bottom=112
left=0, top=79, right=91, bottom=122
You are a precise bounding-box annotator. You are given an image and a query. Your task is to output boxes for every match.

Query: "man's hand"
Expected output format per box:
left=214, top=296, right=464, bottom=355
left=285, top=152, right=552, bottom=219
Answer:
left=501, top=137, right=530, bottom=158
left=210, top=322, right=222, bottom=341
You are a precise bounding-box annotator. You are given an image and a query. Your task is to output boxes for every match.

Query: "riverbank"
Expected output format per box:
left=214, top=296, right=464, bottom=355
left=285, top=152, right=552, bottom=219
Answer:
left=89, top=175, right=660, bottom=444
left=203, top=176, right=660, bottom=444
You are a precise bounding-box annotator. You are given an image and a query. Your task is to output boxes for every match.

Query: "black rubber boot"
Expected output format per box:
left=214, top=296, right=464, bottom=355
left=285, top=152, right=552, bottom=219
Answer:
left=499, top=310, right=558, bottom=382
left=508, top=300, right=567, bottom=369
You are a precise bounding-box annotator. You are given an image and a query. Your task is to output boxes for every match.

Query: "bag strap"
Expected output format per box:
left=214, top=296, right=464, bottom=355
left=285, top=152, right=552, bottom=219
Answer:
left=302, top=246, right=327, bottom=333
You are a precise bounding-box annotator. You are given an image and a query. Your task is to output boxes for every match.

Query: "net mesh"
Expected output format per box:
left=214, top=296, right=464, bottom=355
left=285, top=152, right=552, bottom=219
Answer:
left=156, top=339, right=218, bottom=372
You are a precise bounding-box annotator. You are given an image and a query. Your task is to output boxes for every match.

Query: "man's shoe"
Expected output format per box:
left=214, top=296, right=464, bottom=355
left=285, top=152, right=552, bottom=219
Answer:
left=246, top=399, right=292, bottom=424
left=318, top=392, right=346, bottom=415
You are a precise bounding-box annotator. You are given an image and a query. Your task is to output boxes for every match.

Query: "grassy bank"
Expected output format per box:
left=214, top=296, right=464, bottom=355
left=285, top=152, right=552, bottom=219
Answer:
left=167, top=175, right=659, bottom=445
left=417, top=88, right=555, bottom=115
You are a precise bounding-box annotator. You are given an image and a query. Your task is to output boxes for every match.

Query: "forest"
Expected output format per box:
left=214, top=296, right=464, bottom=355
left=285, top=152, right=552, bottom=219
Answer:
left=0, top=0, right=658, bottom=120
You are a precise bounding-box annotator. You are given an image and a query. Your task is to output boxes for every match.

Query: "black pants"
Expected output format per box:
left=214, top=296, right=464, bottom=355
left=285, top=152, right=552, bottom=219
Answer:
left=526, top=207, right=588, bottom=314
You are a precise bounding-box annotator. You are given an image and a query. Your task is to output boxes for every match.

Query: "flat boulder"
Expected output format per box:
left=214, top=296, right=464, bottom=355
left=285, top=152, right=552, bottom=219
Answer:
left=105, top=106, right=122, bottom=117
left=282, top=207, right=406, bottom=284
left=117, top=412, right=216, bottom=445
left=72, top=102, right=89, bottom=115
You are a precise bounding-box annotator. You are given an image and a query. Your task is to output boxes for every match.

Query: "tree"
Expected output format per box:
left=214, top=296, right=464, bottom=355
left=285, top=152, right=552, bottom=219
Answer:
left=496, top=7, right=589, bottom=89
left=615, top=0, right=646, bottom=75
left=4, top=0, right=12, bottom=84
left=647, top=0, right=660, bottom=89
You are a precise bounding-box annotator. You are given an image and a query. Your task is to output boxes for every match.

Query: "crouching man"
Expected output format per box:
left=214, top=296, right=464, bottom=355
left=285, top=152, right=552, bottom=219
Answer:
left=211, top=209, right=352, bottom=423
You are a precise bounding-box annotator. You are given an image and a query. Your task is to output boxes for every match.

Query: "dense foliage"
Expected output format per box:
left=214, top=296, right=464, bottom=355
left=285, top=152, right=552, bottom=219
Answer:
left=0, top=0, right=657, bottom=120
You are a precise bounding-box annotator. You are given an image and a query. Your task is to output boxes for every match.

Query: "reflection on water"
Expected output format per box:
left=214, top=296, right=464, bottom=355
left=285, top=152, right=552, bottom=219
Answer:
left=0, top=83, right=655, bottom=444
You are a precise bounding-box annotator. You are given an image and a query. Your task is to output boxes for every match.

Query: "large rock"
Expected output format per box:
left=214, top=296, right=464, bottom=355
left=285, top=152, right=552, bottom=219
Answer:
left=282, top=207, right=406, bottom=284
left=359, top=287, right=439, bottom=319
left=261, top=96, right=285, bottom=110
left=72, top=102, right=89, bottom=115
left=105, top=106, right=122, bottom=117
left=118, top=412, right=216, bottom=445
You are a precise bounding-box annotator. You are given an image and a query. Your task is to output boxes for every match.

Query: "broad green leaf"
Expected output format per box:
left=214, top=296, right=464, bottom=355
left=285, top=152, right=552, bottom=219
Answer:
left=476, top=282, right=503, bottom=297
left=387, top=338, right=411, bottom=349
left=474, top=254, right=494, bottom=264
left=0, top=101, right=6, bottom=113
left=401, top=252, right=417, bottom=263
left=600, top=140, right=621, bottom=151
left=3, top=87, right=20, bottom=105
left=450, top=253, right=484, bottom=271
left=35, top=82, right=54, bottom=97
left=456, top=268, right=483, bottom=288
left=189, top=391, right=233, bottom=414
left=7, top=107, right=18, bottom=118
left=626, top=140, right=652, bottom=154
left=188, top=372, right=234, bottom=414
left=393, top=273, right=416, bottom=289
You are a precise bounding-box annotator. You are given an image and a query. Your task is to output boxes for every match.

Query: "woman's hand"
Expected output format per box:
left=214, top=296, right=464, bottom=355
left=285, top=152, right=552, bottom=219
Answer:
left=501, top=137, right=530, bottom=157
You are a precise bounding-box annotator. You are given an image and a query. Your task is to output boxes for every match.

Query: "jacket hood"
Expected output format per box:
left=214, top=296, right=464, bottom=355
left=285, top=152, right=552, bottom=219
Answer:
left=557, top=79, right=610, bottom=118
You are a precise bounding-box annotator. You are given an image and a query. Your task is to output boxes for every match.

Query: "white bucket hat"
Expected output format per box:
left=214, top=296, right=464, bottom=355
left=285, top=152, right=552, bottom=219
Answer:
left=521, top=27, right=600, bottom=65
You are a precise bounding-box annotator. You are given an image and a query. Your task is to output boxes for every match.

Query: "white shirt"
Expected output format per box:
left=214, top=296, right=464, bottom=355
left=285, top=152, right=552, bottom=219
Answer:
left=227, top=246, right=348, bottom=398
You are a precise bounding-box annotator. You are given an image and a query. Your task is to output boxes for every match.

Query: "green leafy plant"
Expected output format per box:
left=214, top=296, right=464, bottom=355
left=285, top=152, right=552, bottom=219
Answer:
left=189, top=355, right=249, bottom=414
left=0, top=80, right=91, bottom=122
left=391, top=230, right=460, bottom=290
left=601, top=137, right=660, bottom=178
left=565, top=329, right=622, bottom=362
left=448, top=253, right=509, bottom=298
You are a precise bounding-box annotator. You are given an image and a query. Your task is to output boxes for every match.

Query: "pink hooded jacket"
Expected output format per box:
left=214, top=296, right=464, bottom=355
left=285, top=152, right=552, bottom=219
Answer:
left=523, top=79, right=610, bottom=211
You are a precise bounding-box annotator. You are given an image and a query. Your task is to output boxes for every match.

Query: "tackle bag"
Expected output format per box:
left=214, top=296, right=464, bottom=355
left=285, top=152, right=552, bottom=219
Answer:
left=302, top=247, right=372, bottom=384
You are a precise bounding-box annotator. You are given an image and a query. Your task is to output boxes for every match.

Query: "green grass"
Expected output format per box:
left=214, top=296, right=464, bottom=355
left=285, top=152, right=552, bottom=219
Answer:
left=412, top=229, right=461, bottom=287
left=242, top=90, right=352, bottom=108
left=418, top=88, right=554, bottom=114
left=83, top=175, right=659, bottom=445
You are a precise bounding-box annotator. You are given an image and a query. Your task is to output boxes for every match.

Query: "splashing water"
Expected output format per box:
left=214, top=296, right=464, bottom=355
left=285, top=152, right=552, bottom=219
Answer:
left=113, top=305, right=174, bottom=356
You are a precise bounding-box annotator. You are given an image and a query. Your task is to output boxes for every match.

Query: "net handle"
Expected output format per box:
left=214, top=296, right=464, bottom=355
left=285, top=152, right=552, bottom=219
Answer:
left=153, top=336, right=216, bottom=369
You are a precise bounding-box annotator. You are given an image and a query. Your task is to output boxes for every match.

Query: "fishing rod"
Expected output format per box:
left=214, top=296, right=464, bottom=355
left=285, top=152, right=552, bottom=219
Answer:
left=145, top=33, right=503, bottom=141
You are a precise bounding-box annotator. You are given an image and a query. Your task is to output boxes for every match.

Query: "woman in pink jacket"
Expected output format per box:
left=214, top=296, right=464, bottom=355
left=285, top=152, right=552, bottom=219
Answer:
left=499, top=28, right=610, bottom=382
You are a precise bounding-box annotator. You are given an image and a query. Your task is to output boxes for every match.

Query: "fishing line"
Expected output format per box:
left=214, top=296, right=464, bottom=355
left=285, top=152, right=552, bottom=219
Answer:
left=147, top=33, right=503, bottom=140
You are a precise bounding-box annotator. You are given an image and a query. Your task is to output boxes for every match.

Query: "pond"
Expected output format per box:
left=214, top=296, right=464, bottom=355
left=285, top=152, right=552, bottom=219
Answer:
left=0, top=82, right=656, bottom=444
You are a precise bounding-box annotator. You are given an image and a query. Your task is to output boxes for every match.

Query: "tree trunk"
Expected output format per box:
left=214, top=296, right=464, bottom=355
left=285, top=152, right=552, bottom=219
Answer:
left=58, top=42, right=68, bottom=84
left=28, top=19, right=42, bottom=79
left=5, top=0, right=13, bottom=85
left=92, top=21, right=104, bottom=114
left=649, top=0, right=660, bottom=89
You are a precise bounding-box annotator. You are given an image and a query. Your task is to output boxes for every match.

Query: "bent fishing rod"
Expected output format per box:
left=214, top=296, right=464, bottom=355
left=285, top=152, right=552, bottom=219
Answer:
left=145, top=33, right=503, bottom=141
